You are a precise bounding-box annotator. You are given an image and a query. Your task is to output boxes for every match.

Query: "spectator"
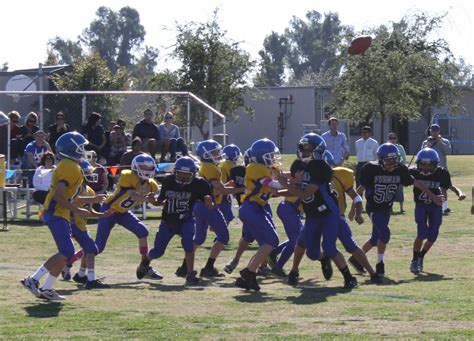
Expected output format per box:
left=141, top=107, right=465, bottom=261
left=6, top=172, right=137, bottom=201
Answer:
left=388, top=132, right=407, bottom=213
left=355, top=126, right=379, bottom=187
left=422, top=123, right=452, bottom=214
left=132, top=108, right=160, bottom=160
left=322, top=117, right=349, bottom=166
left=158, top=112, right=188, bottom=162
left=108, top=124, right=129, bottom=165
left=117, top=119, right=132, bottom=145
left=8, top=111, right=22, bottom=162
left=120, top=137, right=143, bottom=169
left=21, top=130, right=52, bottom=187
left=32, top=152, right=56, bottom=204
left=82, top=112, right=107, bottom=158
left=18, top=112, right=39, bottom=157
left=86, top=150, right=109, bottom=194
left=47, top=111, right=70, bottom=153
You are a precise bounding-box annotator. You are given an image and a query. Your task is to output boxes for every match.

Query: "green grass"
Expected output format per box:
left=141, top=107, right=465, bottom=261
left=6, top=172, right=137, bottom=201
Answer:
left=1, top=156, right=473, bottom=340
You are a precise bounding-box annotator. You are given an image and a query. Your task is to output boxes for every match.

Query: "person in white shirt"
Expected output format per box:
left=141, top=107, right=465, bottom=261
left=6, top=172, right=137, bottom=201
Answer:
left=321, top=117, right=349, bottom=166
left=354, top=126, right=379, bottom=187
left=32, top=152, right=56, bottom=204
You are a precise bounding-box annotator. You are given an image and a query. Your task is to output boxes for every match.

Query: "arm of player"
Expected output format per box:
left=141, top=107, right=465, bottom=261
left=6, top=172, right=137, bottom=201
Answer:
left=54, top=182, right=90, bottom=218
left=346, top=187, right=364, bottom=224
left=449, top=185, right=466, bottom=201
left=204, top=195, right=215, bottom=209
left=211, top=179, right=245, bottom=195
left=126, top=190, right=149, bottom=203
left=413, top=179, right=443, bottom=206
left=74, top=194, right=107, bottom=205
left=276, top=172, right=319, bottom=200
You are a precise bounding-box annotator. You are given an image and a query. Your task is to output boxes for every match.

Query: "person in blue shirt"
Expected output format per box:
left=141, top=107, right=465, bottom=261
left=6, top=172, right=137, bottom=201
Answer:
left=21, top=130, right=52, bottom=187
left=158, top=112, right=188, bottom=162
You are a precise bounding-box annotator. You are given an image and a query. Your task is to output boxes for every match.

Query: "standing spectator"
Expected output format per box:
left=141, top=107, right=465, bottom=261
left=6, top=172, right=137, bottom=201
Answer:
left=422, top=123, right=452, bottom=214
left=132, top=109, right=160, bottom=161
left=82, top=112, right=107, bottom=158
left=87, top=150, right=109, bottom=194
left=354, top=126, right=379, bottom=187
left=18, top=112, right=39, bottom=157
left=158, top=112, right=188, bottom=162
left=32, top=152, right=56, bottom=204
left=21, top=130, right=52, bottom=187
left=47, top=111, right=70, bottom=153
left=108, top=124, right=129, bottom=165
left=8, top=111, right=22, bottom=162
left=322, top=117, right=349, bottom=166
left=120, top=137, right=143, bottom=169
left=388, top=132, right=407, bottom=213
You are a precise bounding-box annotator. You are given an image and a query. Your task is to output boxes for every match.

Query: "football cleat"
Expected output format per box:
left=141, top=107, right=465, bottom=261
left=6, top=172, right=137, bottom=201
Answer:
left=136, top=260, right=150, bottom=280
left=239, top=268, right=260, bottom=291
left=72, top=273, right=87, bottom=284
left=143, top=267, right=163, bottom=280
left=61, top=265, right=72, bottom=281
left=256, top=265, right=271, bottom=276
left=270, top=266, right=287, bottom=278
left=287, top=270, right=299, bottom=286
left=185, top=271, right=200, bottom=286
left=376, top=261, right=385, bottom=275
left=85, top=279, right=110, bottom=290
left=235, top=277, right=251, bottom=290
left=175, top=265, right=188, bottom=278
left=348, top=256, right=366, bottom=275
left=410, top=259, right=420, bottom=274
left=224, top=259, right=238, bottom=274
left=370, top=273, right=383, bottom=284
left=199, top=267, right=222, bottom=278
left=343, top=276, right=359, bottom=290
left=418, top=257, right=424, bottom=272
left=20, top=277, right=40, bottom=297
left=38, top=288, right=66, bottom=301
left=320, top=257, right=333, bottom=280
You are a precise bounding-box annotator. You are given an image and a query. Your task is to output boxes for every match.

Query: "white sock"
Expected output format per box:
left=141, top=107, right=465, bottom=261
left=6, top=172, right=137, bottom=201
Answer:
left=87, top=269, right=96, bottom=281
left=31, top=265, right=48, bottom=281
left=78, top=267, right=86, bottom=277
left=41, top=274, right=58, bottom=290
left=442, top=201, right=448, bottom=211
left=377, top=254, right=384, bottom=263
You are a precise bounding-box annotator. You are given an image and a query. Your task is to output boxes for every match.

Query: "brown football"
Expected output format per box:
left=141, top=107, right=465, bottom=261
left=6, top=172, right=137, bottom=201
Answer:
left=348, top=36, right=373, bottom=55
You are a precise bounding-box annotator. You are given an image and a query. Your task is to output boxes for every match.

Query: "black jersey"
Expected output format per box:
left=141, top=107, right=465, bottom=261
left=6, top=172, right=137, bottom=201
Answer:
left=409, top=167, right=452, bottom=204
left=360, top=162, right=414, bottom=212
left=229, top=165, right=246, bottom=206
left=290, top=159, right=306, bottom=176
left=301, top=159, right=339, bottom=218
left=158, top=175, right=211, bottom=225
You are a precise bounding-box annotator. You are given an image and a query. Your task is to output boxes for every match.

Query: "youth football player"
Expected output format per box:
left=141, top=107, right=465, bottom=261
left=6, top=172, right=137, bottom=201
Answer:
left=408, top=148, right=465, bottom=274
left=219, top=144, right=242, bottom=223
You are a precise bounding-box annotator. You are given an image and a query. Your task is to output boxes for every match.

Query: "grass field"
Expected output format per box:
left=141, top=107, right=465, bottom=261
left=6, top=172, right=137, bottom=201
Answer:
left=1, top=156, right=473, bottom=340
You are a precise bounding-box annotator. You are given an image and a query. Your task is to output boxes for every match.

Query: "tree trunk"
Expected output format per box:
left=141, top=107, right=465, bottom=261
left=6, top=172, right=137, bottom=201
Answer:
left=380, top=112, right=386, bottom=144
left=198, top=124, right=209, bottom=140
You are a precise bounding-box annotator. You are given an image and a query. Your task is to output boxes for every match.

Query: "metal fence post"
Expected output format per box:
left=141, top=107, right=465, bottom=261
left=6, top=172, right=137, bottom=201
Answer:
left=82, top=95, right=87, bottom=125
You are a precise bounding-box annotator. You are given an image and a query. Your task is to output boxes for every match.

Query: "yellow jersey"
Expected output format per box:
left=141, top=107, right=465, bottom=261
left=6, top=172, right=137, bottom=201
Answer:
left=199, top=162, right=223, bottom=205
left=44, top=158, right=83, bottom=222
left=243, top=163, right=272, bottom=206
left=105, top=170, right=159, bottom=213
left=219, top=160, right=236, bottom=203
left=71, top=185, right=96, bottom=232
left=331, top=167, right=355, bottom=214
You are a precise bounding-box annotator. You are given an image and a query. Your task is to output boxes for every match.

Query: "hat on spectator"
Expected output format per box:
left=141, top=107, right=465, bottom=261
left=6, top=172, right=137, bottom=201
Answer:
left=113, top=125, right=123, bottom=130
left=164, top=112, right=173, bottom=119
left=34, top=129, right=45, bottom=136
left=430, top=124, right=440, bottom=131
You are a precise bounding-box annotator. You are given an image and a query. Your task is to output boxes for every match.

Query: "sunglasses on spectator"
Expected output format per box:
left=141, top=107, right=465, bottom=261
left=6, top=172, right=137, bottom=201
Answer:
left=28, top=119, right=37, bottom=123
left=389, top=137, right=397, bottom=140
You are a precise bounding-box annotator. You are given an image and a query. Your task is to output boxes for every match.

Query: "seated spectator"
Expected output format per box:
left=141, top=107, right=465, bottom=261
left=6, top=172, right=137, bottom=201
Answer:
left=117, top=119, right=132, bottom=145
left=82, top=112, right=107, bottom=158
left=18, top=112, right=39, bottom=157
left=8, top=111, right=22, bottom=162
left=21, top=130, right=52, bottom=187
left=32, top=152, right=56, bottom=204
left=132, top=109, right=160, bottom=161
left=158, top=112, right=188, bottom=162
left=87, top=150, right=108, bottom=194
left=108, top=124, right=129, bottom=165
left=48, top=111, right=70, bottom=153
left=120, top=137, right=143, bottom=169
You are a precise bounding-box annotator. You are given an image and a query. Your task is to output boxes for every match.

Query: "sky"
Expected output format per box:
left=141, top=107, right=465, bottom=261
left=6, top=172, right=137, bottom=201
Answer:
left=2, top=0, right=474, bottom=72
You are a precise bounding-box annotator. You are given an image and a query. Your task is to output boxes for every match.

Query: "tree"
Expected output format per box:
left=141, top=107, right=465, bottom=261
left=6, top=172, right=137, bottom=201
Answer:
left=46, top=53, right=130, bottom=129
left=81, top=6, right=146, bottom=72
left=285, top=11, right=349, bottom=81
left=254, top=32, right=288, bottom=86
left=47, top=37, right=83, bottom=65
left=173, top=10, right=254, bottom=139
left=130, top=46, right=159, bottom=90
left=331, top=13, right=462, bottom=142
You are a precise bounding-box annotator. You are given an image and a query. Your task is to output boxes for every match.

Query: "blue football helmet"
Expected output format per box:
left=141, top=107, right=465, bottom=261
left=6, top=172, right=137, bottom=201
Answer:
left=196, top=139, right=223, bottom=163
left=131, top=154, right=156, bottom=180
left=321, top=150, right=336, bottom=167
left=377, top=143, right=401, bottom=172
left=243, top=148, right=252, bottom=166
left=250, top=138, right=280, bottom=167
left=416, top=148, right=439, bottom=175
left=174, top=156, right=197, bottom=185
left=297, top=133, right=326, bottom=160
left=56, top=132, right=88, bottom=161
left=223, top=144, right=241, bottom=163
left=79, top=159, right=98, bottom=183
